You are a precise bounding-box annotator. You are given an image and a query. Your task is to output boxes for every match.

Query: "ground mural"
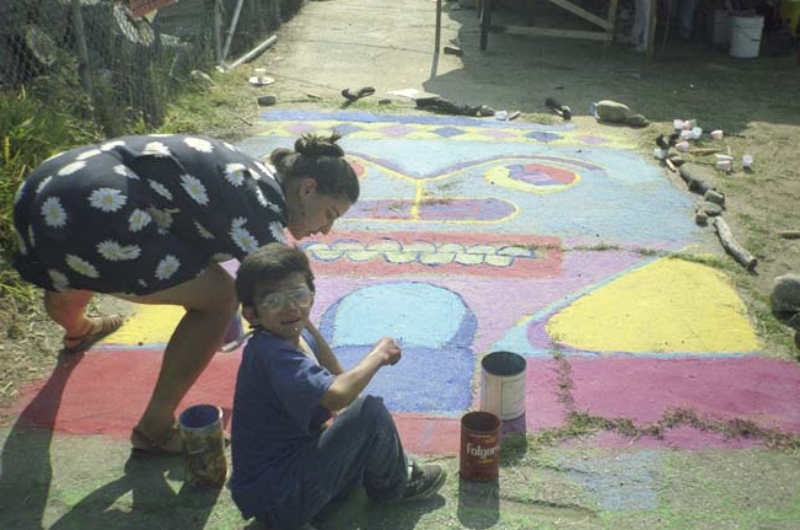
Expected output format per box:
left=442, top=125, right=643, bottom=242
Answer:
left=12, top=111, right=800, bottom=461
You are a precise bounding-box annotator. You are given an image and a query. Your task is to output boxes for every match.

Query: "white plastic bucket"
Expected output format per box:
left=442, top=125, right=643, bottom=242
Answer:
left=729, top=15, right=764, bottom=58
left=480, top=351, right=526, bottom=421
left=712, top=10, right=731, bottom=46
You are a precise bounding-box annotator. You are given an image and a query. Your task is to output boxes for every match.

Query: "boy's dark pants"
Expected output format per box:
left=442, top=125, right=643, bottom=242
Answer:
left=258, top=395, right=408, bottom=529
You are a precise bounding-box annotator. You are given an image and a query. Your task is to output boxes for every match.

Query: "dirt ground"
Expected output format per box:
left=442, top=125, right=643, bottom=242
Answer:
left=2, top=0, right=800, bottom=418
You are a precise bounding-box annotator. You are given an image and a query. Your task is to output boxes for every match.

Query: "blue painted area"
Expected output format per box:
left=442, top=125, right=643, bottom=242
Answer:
left=556, top=450, right=663, bottom=511
left=333, top=345, right=474, bottom=414
left=259, top=109, right=576, bottom=130
left=319, top=282, right=476, bottom=414
left=240, top=125, right=699, bottom=244
left=322, top=282, right=474, bottom=348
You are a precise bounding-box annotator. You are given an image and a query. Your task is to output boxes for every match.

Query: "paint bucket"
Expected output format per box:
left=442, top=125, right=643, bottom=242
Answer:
left=178, top=404, right=227, bottom=487
left=712, top=10, right=732, bottom=46
left=480, top=351, right=526, bottom=421
left=729, top=15, right=764, bottom=58
left=460, top=411, right=501, bottom=482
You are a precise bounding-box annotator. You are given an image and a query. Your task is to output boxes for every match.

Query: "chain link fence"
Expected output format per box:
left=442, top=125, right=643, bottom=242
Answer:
left=0, top=0, right=297, bottom=135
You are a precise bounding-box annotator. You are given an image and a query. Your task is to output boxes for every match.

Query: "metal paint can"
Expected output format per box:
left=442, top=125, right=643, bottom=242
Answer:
left=460, top=411, right=501, bottom=481
left=480, top=351, right=527, bottom=421
left=178, top=404, right=228, bottom=487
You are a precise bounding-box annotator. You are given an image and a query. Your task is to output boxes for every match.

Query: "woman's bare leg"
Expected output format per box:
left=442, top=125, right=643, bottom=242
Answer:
left=44, top=290, right=122, bottom=344
left=121, top=264, right=238, bottom=446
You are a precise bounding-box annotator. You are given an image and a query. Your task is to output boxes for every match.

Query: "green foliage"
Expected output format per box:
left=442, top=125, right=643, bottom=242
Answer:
left=0, top=87, right=101, bottom=284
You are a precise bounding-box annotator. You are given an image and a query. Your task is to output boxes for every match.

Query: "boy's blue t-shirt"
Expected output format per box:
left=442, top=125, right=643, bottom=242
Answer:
left=230, top=328, right=336, bottom=519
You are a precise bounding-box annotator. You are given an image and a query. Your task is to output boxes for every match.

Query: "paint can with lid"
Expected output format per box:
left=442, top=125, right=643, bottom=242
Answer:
left=459, top=411, right=501, bottom=481
left=480, top=351, right=527, bottom=421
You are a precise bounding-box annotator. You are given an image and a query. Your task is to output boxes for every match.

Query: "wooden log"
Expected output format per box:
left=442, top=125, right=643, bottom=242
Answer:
left=713, top=217, right=757, bottom=271
left=778, top=230, right=800, bottom=240
left=678, top=165, right=712, bottom=195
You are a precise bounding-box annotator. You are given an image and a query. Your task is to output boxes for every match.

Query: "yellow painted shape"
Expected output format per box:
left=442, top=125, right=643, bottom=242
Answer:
left=103, top=305, right=186, bottom=346
left=547, top=259, right=759, bottom=354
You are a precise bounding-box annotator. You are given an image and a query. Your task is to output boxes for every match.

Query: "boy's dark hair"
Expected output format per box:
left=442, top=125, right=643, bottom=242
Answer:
left=235, top=243, right=315, bottom=308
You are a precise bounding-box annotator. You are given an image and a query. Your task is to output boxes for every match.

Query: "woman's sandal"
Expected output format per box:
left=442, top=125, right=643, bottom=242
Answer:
left=62, top=314, right=125, bottom=355
left=130, top=425, right=183, bottom=457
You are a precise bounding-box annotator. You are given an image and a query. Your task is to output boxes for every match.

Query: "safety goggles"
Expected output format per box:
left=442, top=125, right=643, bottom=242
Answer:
left=258, top=286, right=314, bottom=313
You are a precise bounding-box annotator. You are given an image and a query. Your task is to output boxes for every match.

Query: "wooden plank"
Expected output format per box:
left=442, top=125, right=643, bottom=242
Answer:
left=504, top=26, right=613, bottom=41
left=544, top=0, right=613, bottom=30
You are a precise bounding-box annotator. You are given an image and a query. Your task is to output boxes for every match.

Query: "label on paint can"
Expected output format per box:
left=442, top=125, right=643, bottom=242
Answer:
left=480, top=351, right=527, bottom=421
left=460, top=411, right=501, bottom=481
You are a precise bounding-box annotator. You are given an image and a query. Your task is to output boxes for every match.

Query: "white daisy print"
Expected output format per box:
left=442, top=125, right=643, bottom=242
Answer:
left=113, top=164, right=139, bottom=179
left=268, top=202, right=282, bottom=214
left=129, top=209, right=152, bottom=232
left=253, top=185, right=268, bottom=207
left=269, top=221, right=287, bottom=243
left=148, top=181, right=173, bottom=200
left=76, top=149, right=102, bottom=161
left=223, top=141, right=238, bottom=152
left=230, top=220, right=259, bottom=253
left=194, top=220, right=215, bottom=240
left=98, top=240, right=141, bottom=261
left=65, top=254, right=99, bottom=278
left=89, top=188, right=127, bottom=212
left=143, top=141, right=170, bottom=157
left=155, top=255, right=180, bottom=280
left=41, top=197, right=67, bottom=227
left=36, top=176, right=52, bottom=194
left=232, top=217, right=246, bottom=229
left=224, top=163, right=246, bottom=186
left=212, top=252, right=235, bottom=263
left=58, top=160, right=86, bottom=176
left=184, top=137, right=213, bottom=153
left=99, top=140, right=125, bottom=151
left=181, top=174, right=209, bottom=205
left=147, top=208, right=174, bottom=230
left=48, top=269, right=69, bottom=291
left=254, top=161, right=276, bottom=179
left=149, top=134, right=173, bottom=138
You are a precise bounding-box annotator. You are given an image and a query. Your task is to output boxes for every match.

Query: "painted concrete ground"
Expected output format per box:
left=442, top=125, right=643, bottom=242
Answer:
left=5, top=111, right=800, bottom=528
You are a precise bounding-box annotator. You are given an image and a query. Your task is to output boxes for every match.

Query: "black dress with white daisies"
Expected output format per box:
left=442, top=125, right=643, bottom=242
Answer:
left=13, top=134, right=288, bottom=295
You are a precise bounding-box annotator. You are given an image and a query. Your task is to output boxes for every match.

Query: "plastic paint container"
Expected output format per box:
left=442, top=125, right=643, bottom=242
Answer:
left=460, top=411, right=501, bottom=481
left=178, top=404, right=228, bottom=487
left=480, top=351, right=527, bottom=421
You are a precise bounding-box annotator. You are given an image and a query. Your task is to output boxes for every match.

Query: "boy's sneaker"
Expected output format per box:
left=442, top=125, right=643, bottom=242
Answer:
left=398, top=462, right=447, bottom=503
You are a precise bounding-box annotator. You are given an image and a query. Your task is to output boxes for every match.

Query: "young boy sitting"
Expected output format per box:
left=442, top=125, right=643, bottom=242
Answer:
left=230, top=243, right=446, bottom=530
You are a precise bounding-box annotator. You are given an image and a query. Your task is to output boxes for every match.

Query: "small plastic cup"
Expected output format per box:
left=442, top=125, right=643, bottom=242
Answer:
left=673, top=119, right=684, bottom=130
left=715, top=160, right=732, bottom=171
left=653, top=148, right=667, bottom=160
left=691, top=127, right=703, bottom=140
left=680, top=130, right=693, bottom=141
left=742, top=154, right=753, bottom=169
left=710, top=129, right=723, bottom=140
left=676, top=141, right=690, bottom=152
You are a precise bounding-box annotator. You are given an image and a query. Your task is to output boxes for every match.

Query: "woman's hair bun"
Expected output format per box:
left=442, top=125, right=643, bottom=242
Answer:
left=295, top=133, right=345, bottom=158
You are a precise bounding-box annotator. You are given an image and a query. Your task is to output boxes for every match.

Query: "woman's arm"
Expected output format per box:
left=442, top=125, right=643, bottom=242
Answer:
left=319, top=337, right=401, bottom=411
left=306, top=321, right=344, bottom=375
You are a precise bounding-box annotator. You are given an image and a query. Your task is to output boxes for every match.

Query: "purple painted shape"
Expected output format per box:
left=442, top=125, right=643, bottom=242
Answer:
left=523, top=358, right=568, bottom=430
left=575, top=135, right=608, bottom=145
left=285, top=123, right=317, bottom=135
left=483, top=130, right=516, bottom=139
left=417, top=198, right=515, bottom=221
left=432, top=126, right=466, bottom=138
left=377, top=124, right=416, bottom=137
left=569, top=357, right=800, bottom=434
